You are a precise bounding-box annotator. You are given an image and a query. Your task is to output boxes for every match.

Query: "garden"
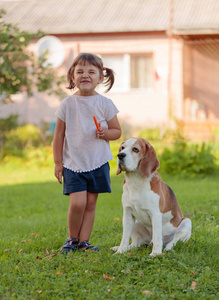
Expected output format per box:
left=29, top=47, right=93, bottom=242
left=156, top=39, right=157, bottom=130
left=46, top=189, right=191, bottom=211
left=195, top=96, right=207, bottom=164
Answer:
left=0, top=120, right=218, bottom=299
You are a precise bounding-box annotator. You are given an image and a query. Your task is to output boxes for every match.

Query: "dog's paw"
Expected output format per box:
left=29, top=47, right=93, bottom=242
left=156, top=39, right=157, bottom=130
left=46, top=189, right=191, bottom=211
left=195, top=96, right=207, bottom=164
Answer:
left=110, top=246, right=119, bottom=252
left=115, top=247, right=128, bottom=254
left=149, top=250, right=162, bottom=257
left=164, top=243, right=173, bottom=252
left=115, top=249, right=125, bottom=254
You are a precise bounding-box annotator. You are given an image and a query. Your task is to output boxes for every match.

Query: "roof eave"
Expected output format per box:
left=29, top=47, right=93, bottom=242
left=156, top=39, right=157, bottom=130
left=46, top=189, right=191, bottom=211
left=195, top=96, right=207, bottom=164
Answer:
left=173, top=29, right=219, bottom=35
left=43, top=29, right=167, bottom=36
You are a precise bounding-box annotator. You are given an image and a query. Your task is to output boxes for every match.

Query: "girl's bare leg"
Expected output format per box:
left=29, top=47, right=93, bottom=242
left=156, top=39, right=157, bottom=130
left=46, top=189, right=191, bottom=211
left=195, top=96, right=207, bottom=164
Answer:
left=79, top=192, right=98, bottom=242
left=68, top=191, right=87, bottom=239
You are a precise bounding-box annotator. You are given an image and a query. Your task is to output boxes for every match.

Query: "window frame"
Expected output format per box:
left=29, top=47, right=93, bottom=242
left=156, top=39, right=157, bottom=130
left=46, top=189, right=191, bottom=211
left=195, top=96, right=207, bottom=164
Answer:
left=99, top=53, right=154, bottom=93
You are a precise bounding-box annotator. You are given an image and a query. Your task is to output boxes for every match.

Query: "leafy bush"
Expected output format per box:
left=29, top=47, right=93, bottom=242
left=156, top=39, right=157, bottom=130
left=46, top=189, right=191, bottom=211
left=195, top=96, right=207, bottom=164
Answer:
left=2, top=146, right=54, bottom=169
left=25, top=146, right=54, bottom=167
left=160, top=133, right=216, bottom=175
left=3, top=124, right=44, bottom=157
left=0, top=9, right=66, bottom=102
left=137, top=128, right=174, bottom=142
left=0, top=114, right=19, bottom=134
left=0, top=114, right=19, bottom=150
left=138, top=128, right=161, bottom=141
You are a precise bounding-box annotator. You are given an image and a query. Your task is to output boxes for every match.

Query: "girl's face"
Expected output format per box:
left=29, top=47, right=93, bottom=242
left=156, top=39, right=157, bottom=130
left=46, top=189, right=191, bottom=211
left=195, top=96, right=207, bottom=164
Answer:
left=72, top=63, right=104, bottom=96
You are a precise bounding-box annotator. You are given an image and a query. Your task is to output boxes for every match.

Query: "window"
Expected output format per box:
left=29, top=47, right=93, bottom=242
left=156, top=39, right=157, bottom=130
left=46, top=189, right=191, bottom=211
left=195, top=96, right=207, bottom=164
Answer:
left=130, top=55, right=153, bottom=89
left=100, top=54, right=153, bottom=93
left=101, top=55, right=129, bottom=92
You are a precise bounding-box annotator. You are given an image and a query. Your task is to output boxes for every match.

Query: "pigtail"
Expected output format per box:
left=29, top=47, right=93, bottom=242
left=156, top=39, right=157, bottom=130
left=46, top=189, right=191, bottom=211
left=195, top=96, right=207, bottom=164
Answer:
left=65, top=53, right=115, bottom=92
left=66, top=66, right=75, bottom=90
left=103, top=67, right=115, bottom=92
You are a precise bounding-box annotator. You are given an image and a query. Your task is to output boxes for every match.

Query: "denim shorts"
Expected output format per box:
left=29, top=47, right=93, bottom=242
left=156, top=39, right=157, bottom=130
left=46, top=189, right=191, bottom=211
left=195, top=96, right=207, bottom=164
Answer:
left=63, top=162, right=111, bottom=195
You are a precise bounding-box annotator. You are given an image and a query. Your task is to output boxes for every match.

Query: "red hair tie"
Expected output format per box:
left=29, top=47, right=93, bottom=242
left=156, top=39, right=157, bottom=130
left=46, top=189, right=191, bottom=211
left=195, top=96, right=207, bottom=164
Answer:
left=103, top=67, right=106, bottom=71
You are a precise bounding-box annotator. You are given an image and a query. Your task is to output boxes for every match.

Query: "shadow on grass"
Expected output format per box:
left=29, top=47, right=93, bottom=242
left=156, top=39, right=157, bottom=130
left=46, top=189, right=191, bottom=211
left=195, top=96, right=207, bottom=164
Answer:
left=0, top=176, right=124, bottom=239
left=0, top=175, right=218, bottom=259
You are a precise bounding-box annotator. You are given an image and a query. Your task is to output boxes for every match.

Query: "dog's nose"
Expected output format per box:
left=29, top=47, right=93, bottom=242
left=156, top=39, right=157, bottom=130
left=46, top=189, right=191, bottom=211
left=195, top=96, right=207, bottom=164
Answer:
left=118, top=152, right=126, bottom=160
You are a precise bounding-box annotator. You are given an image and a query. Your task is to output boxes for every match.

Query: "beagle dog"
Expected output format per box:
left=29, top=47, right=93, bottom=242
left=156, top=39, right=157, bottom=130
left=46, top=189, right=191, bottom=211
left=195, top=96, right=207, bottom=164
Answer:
left=111, top=138, right=191, bottom=256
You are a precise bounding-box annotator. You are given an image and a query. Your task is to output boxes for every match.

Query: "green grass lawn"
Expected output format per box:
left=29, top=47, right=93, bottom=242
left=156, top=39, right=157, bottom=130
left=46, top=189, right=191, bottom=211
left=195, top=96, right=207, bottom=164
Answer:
left=0, top=162, right=218, bottom=299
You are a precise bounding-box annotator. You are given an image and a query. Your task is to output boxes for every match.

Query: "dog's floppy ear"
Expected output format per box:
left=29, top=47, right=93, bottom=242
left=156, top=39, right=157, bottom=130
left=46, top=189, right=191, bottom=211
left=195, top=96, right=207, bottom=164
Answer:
left=139, top=140, right=160, bottom=178
left=116, top=169, right=121, bottom=175
left=116, top=142, right=124, bottom=175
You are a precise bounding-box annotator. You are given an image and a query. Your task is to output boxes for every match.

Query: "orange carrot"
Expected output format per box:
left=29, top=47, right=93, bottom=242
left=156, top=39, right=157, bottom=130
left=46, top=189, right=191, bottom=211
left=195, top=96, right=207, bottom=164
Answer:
left=93, top=116, right=100, bottom=132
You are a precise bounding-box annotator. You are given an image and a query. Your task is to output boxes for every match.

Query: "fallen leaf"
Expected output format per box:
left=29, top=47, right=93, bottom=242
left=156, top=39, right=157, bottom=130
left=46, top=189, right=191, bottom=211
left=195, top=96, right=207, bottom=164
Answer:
left=191, top=271, right=195, bottom=275
left=138, top=271, right=144, bottom=275
left=191, top=281, right=197, bottom=290
left=10, top=289, right=13, bottom=294
left=142, top=290, right=152, bottom=296
left=126, top=269, right=131, bottom=273
left=28, top=239, right=32, bottom=242
left=4, top=249, right=9, bottom=253
left=41, top=253, right=57, bottom=260
left=36, top=256, right=42, bottom=260
left=15, top=243, right=18, bottom=246
left=128, top=252, right=133, bottom=255
left=36, top=290, right=42, bottom=294
left=103, top=274, right=115, bottom=280
left=45, top=248, right=50, bottom=255
left=107, top=289, right=111, bottom=293
left=56, top=271, right=63, bottom=274
left=21, top=240, right=26, bottom=243
left=31, top=233, right=36, bottom=236
left=18, top=249, right=23, bottom=254
left=114, top=217, right=120, bottom=221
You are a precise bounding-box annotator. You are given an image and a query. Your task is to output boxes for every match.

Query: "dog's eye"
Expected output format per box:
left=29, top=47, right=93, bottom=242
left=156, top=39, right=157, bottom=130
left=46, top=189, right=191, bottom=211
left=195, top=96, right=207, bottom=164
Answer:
left=121, top=146, right=125, bottom=150
left=132, top=147, right=139, bottom=153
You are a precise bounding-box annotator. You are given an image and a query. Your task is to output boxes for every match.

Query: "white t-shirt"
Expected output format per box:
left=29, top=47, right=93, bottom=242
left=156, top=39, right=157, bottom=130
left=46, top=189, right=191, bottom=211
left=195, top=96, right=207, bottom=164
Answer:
left=55, top=94, right=119, bottom=172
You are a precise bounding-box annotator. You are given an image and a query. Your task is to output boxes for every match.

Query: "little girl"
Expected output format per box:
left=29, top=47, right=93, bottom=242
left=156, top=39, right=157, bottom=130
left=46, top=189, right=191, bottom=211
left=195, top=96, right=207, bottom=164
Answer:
left=53, top=53, right=121, bottom=254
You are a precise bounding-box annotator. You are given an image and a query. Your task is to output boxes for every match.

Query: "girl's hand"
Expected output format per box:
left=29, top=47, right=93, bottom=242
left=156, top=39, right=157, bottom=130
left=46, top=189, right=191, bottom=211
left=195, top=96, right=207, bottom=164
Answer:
left=96, top=116, right=121, bottom=141
left=97, top=126, right=106, bottom=140
left=54, top=163, right=63, bottom=184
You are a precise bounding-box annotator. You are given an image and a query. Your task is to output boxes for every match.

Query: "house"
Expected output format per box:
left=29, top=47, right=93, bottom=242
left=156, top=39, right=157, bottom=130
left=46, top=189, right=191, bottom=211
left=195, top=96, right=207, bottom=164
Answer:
left=1, top=0, right=219, bottom=140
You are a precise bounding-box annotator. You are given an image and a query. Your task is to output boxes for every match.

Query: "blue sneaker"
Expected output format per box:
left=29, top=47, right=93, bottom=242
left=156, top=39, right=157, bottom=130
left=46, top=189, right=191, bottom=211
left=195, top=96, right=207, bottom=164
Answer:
left=60, top=238, right=79, bottom=254
left=78, top=241, right=99, bottom=252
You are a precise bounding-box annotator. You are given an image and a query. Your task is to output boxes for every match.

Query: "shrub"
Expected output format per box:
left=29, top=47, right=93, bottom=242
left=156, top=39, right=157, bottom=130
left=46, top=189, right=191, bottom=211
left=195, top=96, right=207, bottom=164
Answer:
left=3, top=124, right=43, bottom=157
left=137, top=128, right=174, bottom=142
left=0, top=114, right=19, bottom=134
left=0, top=114, right=19, bottom=151
left=25, top=146, right=54, bottom=167
left=138, top=128, right=161, bottom=141
left=160, top=133, right=216, bottom=175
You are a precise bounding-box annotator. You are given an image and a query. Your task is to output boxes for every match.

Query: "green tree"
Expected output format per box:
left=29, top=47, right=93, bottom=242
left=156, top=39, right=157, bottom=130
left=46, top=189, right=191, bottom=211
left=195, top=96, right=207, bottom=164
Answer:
left=0, top=9, right=66, bottom=102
